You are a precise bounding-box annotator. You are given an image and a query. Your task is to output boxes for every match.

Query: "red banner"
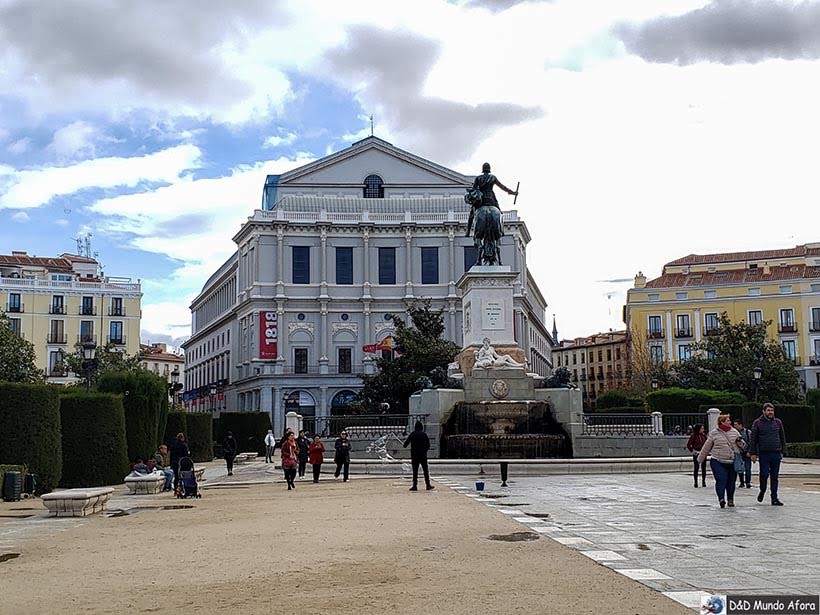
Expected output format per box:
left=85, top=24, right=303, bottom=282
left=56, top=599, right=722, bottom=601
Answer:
left=259, top=311, right=278, bottom=360
left=363, top=335, right=395, bottom=353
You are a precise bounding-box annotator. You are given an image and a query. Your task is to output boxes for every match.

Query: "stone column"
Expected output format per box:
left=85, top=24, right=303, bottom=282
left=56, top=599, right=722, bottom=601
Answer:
left=286, top=411, right=300, bottom=434
left=665, top=311, right=674, bottom=360
left=404, top=225, right=414, bottom=300
left=276, top=225, right=285, bottom=298
left=273, top=387, right=282, bottom=435
left=707, top=407, right=720, bottom=432
left=651, top=411, right=662, bottom=435
left=319, top=301, right=329, bottom=374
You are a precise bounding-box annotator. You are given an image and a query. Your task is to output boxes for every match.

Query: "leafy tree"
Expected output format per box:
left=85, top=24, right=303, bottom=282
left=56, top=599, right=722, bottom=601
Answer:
left=675, top=313, right=800, bottom=403
left=0, top=311, right=44, bottom=383
left=61, top=342, right=147, bottom=387
left=357, top=300, right=461, bottom=413
left=627, top=327, right=678, bottom=393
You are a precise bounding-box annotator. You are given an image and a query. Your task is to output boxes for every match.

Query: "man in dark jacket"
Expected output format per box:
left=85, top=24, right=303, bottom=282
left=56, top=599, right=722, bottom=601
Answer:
left=223, top=431, right=238, bottom=476
left=749, top=403, right=787, bottom=506
left=403, top=421, right=434, bottom=492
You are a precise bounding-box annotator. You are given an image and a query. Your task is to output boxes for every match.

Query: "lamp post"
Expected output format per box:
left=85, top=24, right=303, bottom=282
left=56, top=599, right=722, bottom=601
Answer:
left=209, top=384, right=217, bottom=413
left=752, top=366, right=762, bottom=402
left=650, top=379, right=659, bottom=392
left=168, top=367, right=181, bottom=406
left=81, top=340, right=97, bottom=391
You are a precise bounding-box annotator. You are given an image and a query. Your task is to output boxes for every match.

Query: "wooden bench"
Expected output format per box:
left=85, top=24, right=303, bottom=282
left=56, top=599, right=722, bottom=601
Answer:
left=42, top=487, right=115, bottom=517
left=124, top=472, right=165, bottom=495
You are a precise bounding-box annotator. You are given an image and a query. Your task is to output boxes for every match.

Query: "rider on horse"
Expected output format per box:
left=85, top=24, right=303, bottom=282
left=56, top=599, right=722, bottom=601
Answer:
left=465, top=162, right=518, bottom=237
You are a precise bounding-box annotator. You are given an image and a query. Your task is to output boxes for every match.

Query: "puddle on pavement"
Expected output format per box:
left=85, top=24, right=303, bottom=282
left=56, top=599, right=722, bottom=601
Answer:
left=487, top=532, right=540, bottom=542
left=492, top=502, right=530, bottom=507
left=478, top=494, right=508, bottom=499
left=0, top=553, right=20, bottom=563
left=637, top=544, right=650, bottom=550
left=108, top=505, right=195, bottom=517
left=702, top=534, right=749, bottom=539
left=0, top=514, right=34, bottom=519
left=668, top=543, right=696, bottom=549
left=528, top=513, right=551, bottom=518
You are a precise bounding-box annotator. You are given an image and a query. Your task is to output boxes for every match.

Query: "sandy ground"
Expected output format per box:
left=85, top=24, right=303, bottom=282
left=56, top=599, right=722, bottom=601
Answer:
left=0, top=477, right=693, bottom=615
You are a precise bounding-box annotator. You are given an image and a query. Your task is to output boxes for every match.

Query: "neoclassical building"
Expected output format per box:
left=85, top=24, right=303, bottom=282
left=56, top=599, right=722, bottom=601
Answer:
left=182, top=137, right=553, bottom=433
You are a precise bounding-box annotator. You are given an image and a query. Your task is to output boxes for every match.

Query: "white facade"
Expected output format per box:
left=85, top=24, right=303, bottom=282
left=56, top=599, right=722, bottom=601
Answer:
left=182, top=137, right=552, bottom=433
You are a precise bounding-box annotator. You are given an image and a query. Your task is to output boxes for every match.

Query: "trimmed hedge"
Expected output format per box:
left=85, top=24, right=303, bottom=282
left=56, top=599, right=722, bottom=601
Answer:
left=164, top=412, right=187, bottom=447
left=589, top=406, right=649, bottom=414
left=218, top=412, right=271, bottom=454
left=59, top=393, right=129, bottom=487
left=786, top=441, right=820, bottom=459
left=646, top=388, right=746, bottom=414
left=98, top=371, right=168, bottom=462
left=807, top=389, right=820, bottom=444
left=596, top=391, right=644, bottom=409
left=0, top=383, right=62, bottom=491
left=186, top=413, right=213, bottom=463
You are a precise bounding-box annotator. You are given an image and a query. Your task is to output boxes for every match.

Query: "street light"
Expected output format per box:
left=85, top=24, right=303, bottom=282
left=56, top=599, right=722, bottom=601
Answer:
left=168, top=367, right=182, bottom=405
left=81, top=340, right=97, bottom=391
left=650, top=379, right=659, bottom=391
left=209, top=384, right=217, bottom=412
left=753, top=366, right=762, bottom=402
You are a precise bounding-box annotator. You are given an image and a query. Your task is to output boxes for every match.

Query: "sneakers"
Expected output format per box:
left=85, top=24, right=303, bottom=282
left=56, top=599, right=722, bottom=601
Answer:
left=426, top=485, right=435, bottom=491
left=409, top=486, right=418, bottom=491
left=772, top=499, right=784, bottom=506
left=745, top=484, right=752, bottom=489
left=719, top=500, right=726, bottom=508
left=694, top=482, right=699, bottom=488
left=757, top=491, right=765, bottom=503
left=727, top=500, right=735, bottom=507
left=702, top=480, right=706, bottom=487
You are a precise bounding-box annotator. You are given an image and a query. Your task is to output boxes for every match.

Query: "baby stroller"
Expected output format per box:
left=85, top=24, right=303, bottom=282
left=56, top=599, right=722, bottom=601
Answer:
left=176, top=457, right=201, bottom=499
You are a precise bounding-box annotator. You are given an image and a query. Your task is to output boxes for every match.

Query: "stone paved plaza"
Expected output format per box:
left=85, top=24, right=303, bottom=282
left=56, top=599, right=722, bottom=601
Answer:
left=438, top=466, right=820, bottom=610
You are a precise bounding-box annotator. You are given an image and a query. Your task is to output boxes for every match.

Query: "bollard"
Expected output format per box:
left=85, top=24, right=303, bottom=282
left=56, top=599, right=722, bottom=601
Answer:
left=500, top=462, right=509, bottom=487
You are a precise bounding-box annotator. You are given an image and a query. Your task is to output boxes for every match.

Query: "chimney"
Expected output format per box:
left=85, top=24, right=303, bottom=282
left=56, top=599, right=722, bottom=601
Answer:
left=11, top=251, right=27, bottom=256
left=634, top=271, right=647, bottom=288
left=763, top=262, right=771, bottom=275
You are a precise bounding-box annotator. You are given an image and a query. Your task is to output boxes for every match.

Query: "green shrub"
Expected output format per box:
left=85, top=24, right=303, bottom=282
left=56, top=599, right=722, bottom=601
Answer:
left=186, top=413, right=213, bottom=462
left=786, top=441, right=820, bottom=458
left=807, top=389, right=820, bottom=442
left=646, top=388, right=746, bottom=413
left=596, top=391, right=629, bottom=409
left=741, top=402, right=815, bottom=443
left=59, top=393, right=129, bottom=487
left=98, top=371, right=168, bottom=461
left=589, top=405, right=649, bottom=414
left=164, top=411, right=187, bottom=447
left=218, top=412, right=271, bottom=454
left=0, top=383, right=62, bottom=491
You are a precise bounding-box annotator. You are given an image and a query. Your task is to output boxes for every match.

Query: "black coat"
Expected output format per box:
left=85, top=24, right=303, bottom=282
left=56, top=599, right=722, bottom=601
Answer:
left=169, top=440, right=189, bottom=465
left=223, top=436, right=238, bottom=457
left=403, top=430, right=430, bottom=461
left=334, top=437, right=351, bottom=463
left=297, top=436, right=310, bottom=461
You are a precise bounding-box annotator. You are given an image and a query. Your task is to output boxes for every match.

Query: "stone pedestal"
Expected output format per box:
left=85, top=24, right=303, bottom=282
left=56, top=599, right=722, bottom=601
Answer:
left=456, top=266, right=518, bottom=349
left=464, top=367, right=536, bottom=403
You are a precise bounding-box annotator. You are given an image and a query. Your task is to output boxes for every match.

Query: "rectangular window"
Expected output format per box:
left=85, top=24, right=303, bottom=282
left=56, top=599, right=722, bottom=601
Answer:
left=572, top=353, right=577, bottom=365
left=8, top=318, right=21, bottom=337
left=748, top=287, right=761, bottom=296
left=335, top=247, right=353, bottom=285
left=648, top=294, right=660, bottom=302
left=49, top=320, right=65, bottom=344
left=811, top=307, right=820, bottom=331
left=782, top=339, right=797, bottom=360
left=51, top=273, right=72, bottom=281
left=812, top=338, right=820, bottom=361
left=7, top=292, right=21, bottom=312
left=704, top=290, right=716, bottom=299
left=292, top=246, right=310, bottom=284
left=597, top=349, right=603, bottom=362
left=748, top=310, right=763, bottom=326
left=779, top=285, right=793, bottom=294
left=464, top=246, right=478, bottom=272
left=589, top=350, right=594, bottom=362
left=648, top=315, right=663, bottom=338
left=111, top=297, right=123, bottom=316
left=704, top=312, right=719, bottom=333
left=615, top=347, right=621, bottom=360
left=421, top=247, right=439, bottom=284
left=338, top=348, right=352, bottom=374
left=51, top=295, right=64, bottom=314
left=81, top=296, right=94, bottom=316
left=678, top=344, right=692, bottom=362
left=606, top=348, right=612, bottom=361
left=650, top=345, right=664, bottom=364
left=675, top=292, right=688, bottom=300
left=294, top=348, right=308, bottom=374
left=378, top=247, right=396, bottom=285
left=109, top=321, right=124, bottom=344
left=581, top=353, right=585, bottom=364
left=80, top=320, right=94, bottom=343
left=780, top=308, right=795, bottom=330
left=48, top=351, right=64, bottom=376
left=676, top=314, right=691, bottom=336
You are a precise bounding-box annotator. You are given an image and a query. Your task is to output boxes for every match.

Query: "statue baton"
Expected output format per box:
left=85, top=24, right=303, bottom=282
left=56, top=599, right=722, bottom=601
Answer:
left=513, top=181, right=520, bottom=205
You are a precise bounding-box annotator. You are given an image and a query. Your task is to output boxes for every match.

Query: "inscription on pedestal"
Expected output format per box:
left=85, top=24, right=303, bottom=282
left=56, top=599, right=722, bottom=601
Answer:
left=482, top=300, right=504, bottom=330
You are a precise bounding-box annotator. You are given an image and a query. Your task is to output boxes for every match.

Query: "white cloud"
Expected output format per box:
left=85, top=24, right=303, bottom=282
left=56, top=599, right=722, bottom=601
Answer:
left=10, top=211, right=29, bottom=222
left=48, top=120, right=120, bottom=160
left=54, top=218, right=70, bottom=227
left=0, top=144, right=202, bottom=209
left=263, top=132, right=298, bottom=148
left=7, top=137, right=31, bottom=156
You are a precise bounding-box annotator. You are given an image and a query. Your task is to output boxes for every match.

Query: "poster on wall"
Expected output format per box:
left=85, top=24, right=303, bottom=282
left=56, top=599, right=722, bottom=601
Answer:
left=259, top=311, right=278, bottom=360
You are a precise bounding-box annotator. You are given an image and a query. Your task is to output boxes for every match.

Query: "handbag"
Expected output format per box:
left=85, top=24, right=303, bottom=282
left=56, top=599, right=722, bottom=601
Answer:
left=720, top=430, right=744, bottom=473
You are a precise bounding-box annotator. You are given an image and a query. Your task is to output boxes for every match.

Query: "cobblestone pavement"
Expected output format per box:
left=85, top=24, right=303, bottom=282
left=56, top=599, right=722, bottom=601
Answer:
left=436, top=470, right=820, bottom=610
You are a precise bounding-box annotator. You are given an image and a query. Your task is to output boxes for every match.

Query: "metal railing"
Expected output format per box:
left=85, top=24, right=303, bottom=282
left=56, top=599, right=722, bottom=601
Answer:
left=648, top=329, right=664, bottom=339
left=79, top=306, right=97, bottom=315
left=300, top=413, right=428, bottom=439
left=0, top=276, right=140, bottom=292
left=5, top=302, right=23, bottom=313
left=582, top=413, right=653, bottom=436
left=778, top=322, right=797, bottom=333
left=46, top=333, right=67, bottom=344
left=661, top=413, right=707, bottom=435
left=675, top=328, right=693, bottom=338
left=77, top=334, right=97, bottom=345
left=107, top=335, right=126, bottom=345
left=109, top=307, right=126, bottom=316
left=49, top=305, right=65, bottom=314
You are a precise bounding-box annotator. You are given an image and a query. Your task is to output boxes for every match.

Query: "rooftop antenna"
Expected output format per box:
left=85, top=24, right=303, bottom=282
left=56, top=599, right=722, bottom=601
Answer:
left=370, top=114, right=374, bottom=136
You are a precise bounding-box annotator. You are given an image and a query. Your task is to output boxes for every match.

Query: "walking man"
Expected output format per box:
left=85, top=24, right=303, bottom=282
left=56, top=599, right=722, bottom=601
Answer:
left=403, top=420, right=434, bottom=491
left=750, top=402, right=787, bottom=506
left=264, top=429, right=276, bottom=464
left=733, top=418, right=752, bottom=488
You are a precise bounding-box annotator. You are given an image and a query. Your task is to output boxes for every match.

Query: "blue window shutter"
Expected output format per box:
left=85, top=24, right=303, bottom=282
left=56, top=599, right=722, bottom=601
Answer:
left=464, top=246, right=478, bottom=272
left=336, top=247, right=353, bottom=285
left=379, top=247, right=396, bottom=285
left=421, top=247, right=438, bottom=284
left=292, top=246, right=310, bottom=284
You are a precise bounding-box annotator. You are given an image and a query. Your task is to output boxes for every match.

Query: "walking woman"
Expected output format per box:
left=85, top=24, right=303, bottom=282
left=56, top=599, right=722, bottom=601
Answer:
left=169, top=432, right=190, bottom=492
left=223, top=431, right=238, bottom=476
left=280, top=431, right=298, bottom=490
left=687, top=424, right=707, bottom=488
left=308, top=435, right=325, bottom=483
left=296, top=430, right=310, bottom=479
left=334, top=430, right=351, bottom=482
left=697, top=413, right=741, bottom=508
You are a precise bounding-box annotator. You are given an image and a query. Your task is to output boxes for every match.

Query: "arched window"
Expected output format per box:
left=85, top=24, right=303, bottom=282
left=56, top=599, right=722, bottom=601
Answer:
left=363, top=174, right=384, bottom=198
left=284, top=390, right=316, bottom=416
left=330, top=390, right=358, bottom=416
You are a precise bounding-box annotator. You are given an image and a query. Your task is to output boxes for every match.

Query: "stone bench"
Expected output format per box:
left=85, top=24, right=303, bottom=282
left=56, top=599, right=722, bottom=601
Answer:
left=124, top=471, right=166, bottom=495
left=234, top=453, right=258, bottom=463
left=42, top=487, right=115, bottom=517
left=194, top=468, right=205, bottom=482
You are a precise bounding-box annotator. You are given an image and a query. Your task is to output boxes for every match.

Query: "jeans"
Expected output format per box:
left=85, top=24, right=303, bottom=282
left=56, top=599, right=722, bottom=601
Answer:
left=160, top=469, right=173, bottom=490
left=710, top=458, right=737, bottom=503
left=737, top=455, right=752, bottom=486
left=298, top=459, right=307, bottom=478
left=335, top=460, right=349, bottom=481
left=172, top=461, right=180, bottom=490
left=225, top=454, right=235, bottom=474
left=265, top=445, right=275, bottom=463
left=312, top=463, right=322, bottom=483
left=284, top=467, right=297, bottom=488
left=758, top=451, right=782, bottom=501
left=692, top=454, right=707, bottom=483
left=412, top=458, right=430, bottom=488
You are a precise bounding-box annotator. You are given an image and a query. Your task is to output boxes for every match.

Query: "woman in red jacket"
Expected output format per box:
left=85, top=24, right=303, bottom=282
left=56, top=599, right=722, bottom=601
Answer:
left=687, top=424, right=707, bottom=488
left=308, top=435, right=325, bottom=483
left=280, top=431, right=299, bottom=490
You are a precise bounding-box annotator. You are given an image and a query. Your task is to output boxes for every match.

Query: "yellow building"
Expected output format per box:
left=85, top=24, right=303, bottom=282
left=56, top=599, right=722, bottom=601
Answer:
left=552, top=330, right=628, bottom=408
left=0, top=250, right=142, bottom=383
left=624, top=243, right=820, bottom=391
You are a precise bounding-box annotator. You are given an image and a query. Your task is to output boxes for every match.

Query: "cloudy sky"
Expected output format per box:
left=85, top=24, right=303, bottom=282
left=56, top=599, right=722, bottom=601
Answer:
left=2, top=0, right=820, bottom=348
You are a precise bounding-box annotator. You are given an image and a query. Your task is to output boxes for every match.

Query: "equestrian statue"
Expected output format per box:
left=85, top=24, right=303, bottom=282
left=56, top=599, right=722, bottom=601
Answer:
left=464, top=162, right=518, bottom=266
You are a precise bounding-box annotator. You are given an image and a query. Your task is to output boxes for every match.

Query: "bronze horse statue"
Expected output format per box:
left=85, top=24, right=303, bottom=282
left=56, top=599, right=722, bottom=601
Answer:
left=465, top=163, right=517, bottom=266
